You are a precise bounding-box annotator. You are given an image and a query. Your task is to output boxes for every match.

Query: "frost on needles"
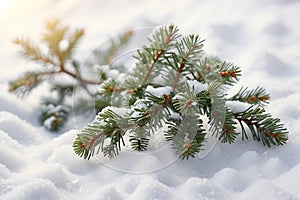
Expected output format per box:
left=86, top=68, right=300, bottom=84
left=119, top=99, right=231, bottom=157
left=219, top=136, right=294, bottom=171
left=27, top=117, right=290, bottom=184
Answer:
left=9, top=20, right=288, bottom=160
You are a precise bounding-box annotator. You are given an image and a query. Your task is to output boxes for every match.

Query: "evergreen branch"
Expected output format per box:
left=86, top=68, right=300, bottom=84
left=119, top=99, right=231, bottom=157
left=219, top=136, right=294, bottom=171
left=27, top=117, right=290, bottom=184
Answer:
left=131, top=24, right=179, bottom=85
left=42, top=20, right=68, bottom=61
left=172, top=83, right=198, bottom=115
left=145, top=89, right=173, bottom=106
left=73, top=131, right=105, bottom=160
left=218, top=61, right=241, bottom=86
left=207, top=80, right=226, bottom=135
left=233, top=106, right=288, bottom=146
left=63, top=28, right=84, bottom=61
left=100, top=79, right=123, bottom=97
left=165, top=115, right=206, bottom=159
left=8, top=72, right=43, bottom=97
left=230, top=87, right=270, bottom=105
left=11, top=20, right=100, bottom=101
left=172, top=35, right=204, bottom=92
left=73, top=109, right=127, bottom=159
left=181, top=129, right=206, bottom=160
left=128, top=99, right=167, bottom=132
left=141, top=49, right=164, bottom=84
left=218, top=109, right=238, bottom=143
left=72, top=24, right=288, bottom=161
left=129, top=136, right=149, bottom=151
left=10, top=21, right=288, bottom=160
left=38, top=100, right=70, bottom=132
left=13, top=37, right=57, bottom=66
left=123, top=77, right=140, bottom=94
left=60, top=67, right=100, bottom=85
left=9, top=68, right=99, bottom=98
left=195, top=57, right=223, bottom=85
left=103, top=143, right=120, bottom=159
left=193, top=57, right=241, bottom=87
left=196, top=90, right=210, bottom=115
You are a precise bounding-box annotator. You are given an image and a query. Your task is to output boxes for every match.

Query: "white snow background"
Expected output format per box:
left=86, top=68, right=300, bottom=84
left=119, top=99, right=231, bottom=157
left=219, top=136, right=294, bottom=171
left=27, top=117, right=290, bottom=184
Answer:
left=1, top=0, right=300, bottom=199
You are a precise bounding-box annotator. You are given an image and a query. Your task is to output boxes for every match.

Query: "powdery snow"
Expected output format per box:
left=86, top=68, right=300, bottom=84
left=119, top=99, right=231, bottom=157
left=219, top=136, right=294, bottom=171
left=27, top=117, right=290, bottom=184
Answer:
left=145, top=86, right=173, bottom=98
left=1, top=0, right=300, bottom=199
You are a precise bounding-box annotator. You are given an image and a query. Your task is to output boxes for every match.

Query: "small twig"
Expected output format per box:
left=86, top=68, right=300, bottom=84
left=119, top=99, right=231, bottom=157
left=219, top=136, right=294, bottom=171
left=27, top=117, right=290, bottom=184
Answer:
left=142, top=49, right=164, bottom=84
left=172, top=44, right=197, bottom=92
left=141, top=34, right=172, bottom=84
left=84, top=132, right=105, bottom=149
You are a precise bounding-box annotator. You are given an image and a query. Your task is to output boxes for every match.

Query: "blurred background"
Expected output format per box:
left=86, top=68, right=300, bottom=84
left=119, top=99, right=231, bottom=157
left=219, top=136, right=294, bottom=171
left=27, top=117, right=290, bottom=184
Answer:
left=1, top=0, right=300, bottom=127
left=2, top=0, right=299, bottom=81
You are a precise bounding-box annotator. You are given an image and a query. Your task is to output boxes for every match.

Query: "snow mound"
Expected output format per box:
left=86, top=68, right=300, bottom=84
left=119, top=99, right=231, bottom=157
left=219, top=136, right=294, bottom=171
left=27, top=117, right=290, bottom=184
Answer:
left=0, top=111, right=46, bottom=145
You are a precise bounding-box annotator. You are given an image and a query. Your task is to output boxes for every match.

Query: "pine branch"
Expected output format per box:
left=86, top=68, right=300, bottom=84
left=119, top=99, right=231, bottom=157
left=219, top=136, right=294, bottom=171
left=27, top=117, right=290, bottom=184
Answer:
left=230, top=87, right=270, bottom=105
left=73, top=130, right=105, bottom=160
left=196, top=90, right=211, bottom=115
left=218, top=109, right=238, bottom=143
left=172, top=82, right=198, bottom=115
left=8, top=72, right=43, bottom=97
left=233, top=106, right=288, bottom=146
left=217, top=60, right=241, bottom=86
left=63, top=28, right=84, bottom=61
left=73, top=108, right=129, bottom=159
left=13, top=37, right=57, bottom=67
left=193, top=57, right=241, bottom=86
left=207, top=80, right=226, bottom=135
left=129, top=136, right=149, bottom=151
left=38, top=99, right=70, bottom=132
left=72, top=24, right=288, bottom=160
left=194, top=58, right=218, bottom=83
left=100, top=79, right=123, bottom=97
left=10, top=21, right=288, bottom=159
left=132, top=24, right=180, bottom=85
left=171, top=35, right=204, bottom=91
left=103, top=143, right=120, bottom=159
left=8, top=68, right=99, bottom=98
left=165, top=115, right=206, bottom=159
left=42, top=20, right=69, bottom=61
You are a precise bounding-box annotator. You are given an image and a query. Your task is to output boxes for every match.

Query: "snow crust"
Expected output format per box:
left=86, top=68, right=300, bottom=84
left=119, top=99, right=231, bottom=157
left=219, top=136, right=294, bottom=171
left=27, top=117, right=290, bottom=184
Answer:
left=1, top=0, right=300, bottom=199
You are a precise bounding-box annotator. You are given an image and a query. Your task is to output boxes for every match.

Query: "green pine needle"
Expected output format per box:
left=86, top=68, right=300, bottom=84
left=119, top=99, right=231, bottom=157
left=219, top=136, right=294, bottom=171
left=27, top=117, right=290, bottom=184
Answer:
left=8, top=20, right=288, bottom=160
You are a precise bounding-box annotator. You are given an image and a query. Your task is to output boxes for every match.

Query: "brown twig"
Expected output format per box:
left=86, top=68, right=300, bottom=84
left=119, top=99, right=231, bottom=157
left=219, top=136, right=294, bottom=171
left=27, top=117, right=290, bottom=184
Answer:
left=141, top=34, right=172, bottom=84
left=172, top=44, right=197, bottom=92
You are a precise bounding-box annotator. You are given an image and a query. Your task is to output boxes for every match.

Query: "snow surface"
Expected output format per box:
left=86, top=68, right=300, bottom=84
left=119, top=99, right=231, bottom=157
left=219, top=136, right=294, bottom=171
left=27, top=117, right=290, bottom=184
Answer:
left=1, top=0, right=300, bottom=199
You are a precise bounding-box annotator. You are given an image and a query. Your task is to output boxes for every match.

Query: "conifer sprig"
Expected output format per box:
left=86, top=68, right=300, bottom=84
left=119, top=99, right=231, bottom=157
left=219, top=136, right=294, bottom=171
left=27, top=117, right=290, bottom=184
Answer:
left=230, top=87, right=270, bottom=105
left=171, top=35, right=205, bottom=92
left=8, top=72, right=43, bottom=97
left=133, top=24, right=180, bottom=85
left=9, top=21, right=288, bottom=159
left=73, top=24, right=288, bottom=161
left=9, top=20, right=133, bottom=132
left=218, top=109, right=238, bottom=143
left=233, top=106, right=288, bottom=146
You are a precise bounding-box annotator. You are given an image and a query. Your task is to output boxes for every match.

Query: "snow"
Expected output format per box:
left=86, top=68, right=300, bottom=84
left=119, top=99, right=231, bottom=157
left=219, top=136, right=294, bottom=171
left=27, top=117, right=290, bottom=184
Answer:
left=1, top=0, right=300, bottom=199
left=187, top=80, right=208, bottom=93
left=145, top=85, right=172, bottom=98
left=226, top=101, right=249, bottom=113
